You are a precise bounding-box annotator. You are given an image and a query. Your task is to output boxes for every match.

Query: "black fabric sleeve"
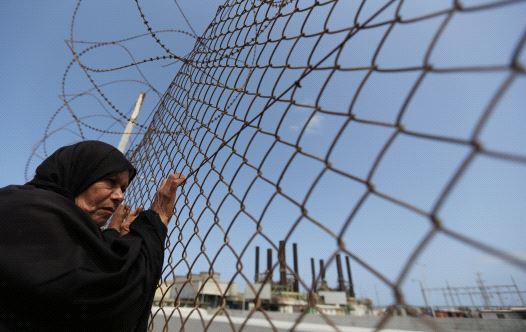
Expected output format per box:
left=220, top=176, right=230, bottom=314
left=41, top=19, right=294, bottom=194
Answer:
left=0, top=187, right=168, bottom=332
left=102, top=228, right=121, bottom=242
left=125, top=210, right=167, bottom=332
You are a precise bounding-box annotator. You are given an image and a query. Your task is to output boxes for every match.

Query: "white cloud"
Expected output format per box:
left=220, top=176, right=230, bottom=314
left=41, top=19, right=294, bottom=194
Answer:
left=305, top=113, right=324, bottom=134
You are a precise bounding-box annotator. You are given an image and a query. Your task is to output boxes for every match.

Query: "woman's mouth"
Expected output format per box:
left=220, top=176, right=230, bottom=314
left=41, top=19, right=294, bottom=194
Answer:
left=100, top=207, right=115, bottom=214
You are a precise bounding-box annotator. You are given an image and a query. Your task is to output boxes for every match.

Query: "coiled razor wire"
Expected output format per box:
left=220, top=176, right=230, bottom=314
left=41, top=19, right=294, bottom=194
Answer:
left=27, top=0, right=526, bottom=331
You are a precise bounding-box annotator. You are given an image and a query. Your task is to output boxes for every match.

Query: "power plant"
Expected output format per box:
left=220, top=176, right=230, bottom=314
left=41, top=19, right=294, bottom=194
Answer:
left=154, top=241, right=372, bottom=316
left=153, top=242, right=526, bottom=324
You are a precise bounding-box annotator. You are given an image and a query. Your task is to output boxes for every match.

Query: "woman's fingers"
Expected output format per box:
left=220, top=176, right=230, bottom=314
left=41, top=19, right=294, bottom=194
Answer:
left=120, top=207, right=143, bottom=236
left=171, top=173, right=186, bottom=187
left=108, top=204, right=129, bottom=231
left=129, top=207, right=143, bottom=219
left=161, top=174, right=185, bottom=194
left=151, top=173, right=185, bottom=225
left=114, top=173, right=186, bottom=231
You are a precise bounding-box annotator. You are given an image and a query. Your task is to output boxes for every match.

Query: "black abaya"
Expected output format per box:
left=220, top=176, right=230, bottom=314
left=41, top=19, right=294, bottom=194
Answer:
left=0, top=141, right=166, bottom=331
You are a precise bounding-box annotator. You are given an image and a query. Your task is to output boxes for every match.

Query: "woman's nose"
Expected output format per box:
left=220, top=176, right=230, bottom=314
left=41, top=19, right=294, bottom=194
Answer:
left=111, top=188, right=124, bottom=204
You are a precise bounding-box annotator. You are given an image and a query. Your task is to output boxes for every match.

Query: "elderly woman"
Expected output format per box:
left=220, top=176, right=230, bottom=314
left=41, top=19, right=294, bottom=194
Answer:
left=0, top=140, right=185, bottom=331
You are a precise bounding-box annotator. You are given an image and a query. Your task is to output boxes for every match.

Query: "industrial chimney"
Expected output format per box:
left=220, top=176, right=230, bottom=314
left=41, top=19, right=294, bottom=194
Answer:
left=336, top=254, right=345, bottom=292
left=266, top=248, right=273, bottom=283
left=310, top=257, right=316, bottom=292
left=292, top=243, right=299, bottom=292
left=278, top=241, right=287, bottom=286
left=319, top=259, right=326, bottom=289
left=255, top=246, right=260, bottom=283
left=345, top=256, right=356, bottom=297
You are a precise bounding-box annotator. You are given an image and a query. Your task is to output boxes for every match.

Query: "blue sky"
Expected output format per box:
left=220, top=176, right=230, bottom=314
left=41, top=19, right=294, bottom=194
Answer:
left=1, top=0, right=525, bottom=308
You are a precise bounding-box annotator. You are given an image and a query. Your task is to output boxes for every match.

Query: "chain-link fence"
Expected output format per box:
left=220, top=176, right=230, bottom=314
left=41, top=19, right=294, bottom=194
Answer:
left=28, top=0, right=526, bottom=331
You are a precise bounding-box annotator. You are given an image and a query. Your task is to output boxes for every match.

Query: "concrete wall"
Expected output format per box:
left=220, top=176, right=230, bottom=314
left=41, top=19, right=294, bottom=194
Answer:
left=150, top=307, right=526, bottom=331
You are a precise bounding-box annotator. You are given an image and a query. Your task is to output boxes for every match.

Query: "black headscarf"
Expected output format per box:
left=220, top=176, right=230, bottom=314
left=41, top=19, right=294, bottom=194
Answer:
left=27, top=140, right=137, bottom=199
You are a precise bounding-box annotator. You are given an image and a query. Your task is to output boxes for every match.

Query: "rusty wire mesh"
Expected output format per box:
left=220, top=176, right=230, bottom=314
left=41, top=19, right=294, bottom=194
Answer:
left=27, top=0, right=526, bottom=331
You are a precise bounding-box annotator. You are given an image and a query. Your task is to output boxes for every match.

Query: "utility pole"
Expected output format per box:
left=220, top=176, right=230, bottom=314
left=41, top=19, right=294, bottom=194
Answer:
left=420, top=280, right=435, bottom=317
left=118, top=92, right=145, bottom=153
left=495, top=287, right=505, bottom=307
left=413, top=279, right=435, bottom=317
left=453, top=287, right=463, bottom=307
left=374, top=284, right=381, bottom=308
left=442, top=289, right=450, bottom=308
left=467, top=289, right=476, bottom=307
left=476, top=272, right=491, bottom=308
left=446, top=281, right=457, bottom=307
left=511, top=276, right=525, bottom=306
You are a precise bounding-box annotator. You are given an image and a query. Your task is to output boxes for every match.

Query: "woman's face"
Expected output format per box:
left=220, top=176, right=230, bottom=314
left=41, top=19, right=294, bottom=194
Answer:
left=75, top=170, right=130, bottom=226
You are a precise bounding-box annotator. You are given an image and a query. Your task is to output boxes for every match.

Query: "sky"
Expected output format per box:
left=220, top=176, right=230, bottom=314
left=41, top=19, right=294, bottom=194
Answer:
left=1, top=0, right=525, bottom=309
